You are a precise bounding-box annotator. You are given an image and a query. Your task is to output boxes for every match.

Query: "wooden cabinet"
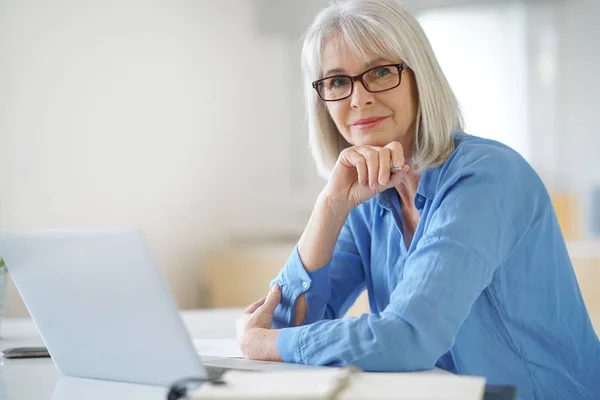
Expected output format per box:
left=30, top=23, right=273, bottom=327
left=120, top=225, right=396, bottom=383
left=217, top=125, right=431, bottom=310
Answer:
left=201, top=244, right=292, bottom=310
left=571, top=258, right=600, bottom=331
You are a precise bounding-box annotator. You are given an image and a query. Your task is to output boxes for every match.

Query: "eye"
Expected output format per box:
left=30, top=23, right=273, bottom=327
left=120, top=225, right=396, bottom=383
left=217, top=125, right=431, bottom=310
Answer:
left=329, top=77, right=350, bottom=88
left=374, top=67, right=392, bottom=77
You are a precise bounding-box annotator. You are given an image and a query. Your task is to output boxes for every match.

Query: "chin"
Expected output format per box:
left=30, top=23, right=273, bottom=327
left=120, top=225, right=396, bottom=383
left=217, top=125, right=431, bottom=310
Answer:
left=351, top=131, right=396, bottom=147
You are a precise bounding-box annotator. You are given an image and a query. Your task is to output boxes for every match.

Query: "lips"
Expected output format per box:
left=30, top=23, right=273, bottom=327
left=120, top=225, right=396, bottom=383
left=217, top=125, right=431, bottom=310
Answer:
left=351, top=116, right=389, bottom=129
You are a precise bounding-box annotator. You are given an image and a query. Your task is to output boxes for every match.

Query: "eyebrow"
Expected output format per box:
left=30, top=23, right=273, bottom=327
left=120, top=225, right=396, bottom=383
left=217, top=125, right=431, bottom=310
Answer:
left=322, top=58, right=391, bottom=77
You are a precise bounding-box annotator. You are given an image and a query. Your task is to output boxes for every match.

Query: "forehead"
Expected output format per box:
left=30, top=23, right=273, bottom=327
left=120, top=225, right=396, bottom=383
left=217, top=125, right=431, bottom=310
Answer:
left=320, top=37, right=385, bottom=75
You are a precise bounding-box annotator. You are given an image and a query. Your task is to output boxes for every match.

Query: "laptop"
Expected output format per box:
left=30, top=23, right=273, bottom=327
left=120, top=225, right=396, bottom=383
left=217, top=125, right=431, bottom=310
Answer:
left=0, top=229, right=314, bottom=386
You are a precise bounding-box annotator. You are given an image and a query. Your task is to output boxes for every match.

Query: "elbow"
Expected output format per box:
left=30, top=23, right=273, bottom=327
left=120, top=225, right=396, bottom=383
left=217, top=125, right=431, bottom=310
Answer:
left=351, top=347, right=437, bottom=372
left=343, top=314, right=442, bottom=372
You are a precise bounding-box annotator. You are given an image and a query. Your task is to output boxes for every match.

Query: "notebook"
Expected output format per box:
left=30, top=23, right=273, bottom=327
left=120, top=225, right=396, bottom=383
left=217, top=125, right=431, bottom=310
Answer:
left=185, top=367, right=487, bottom=400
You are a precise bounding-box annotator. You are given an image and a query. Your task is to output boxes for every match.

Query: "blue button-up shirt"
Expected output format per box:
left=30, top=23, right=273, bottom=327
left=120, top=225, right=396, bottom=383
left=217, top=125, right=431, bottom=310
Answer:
left=271, top=133, right=600, bottom=399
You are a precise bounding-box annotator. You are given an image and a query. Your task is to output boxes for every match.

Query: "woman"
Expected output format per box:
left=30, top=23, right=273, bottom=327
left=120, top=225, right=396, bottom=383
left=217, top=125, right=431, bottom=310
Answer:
left=235, top=0, right=600, bottom=398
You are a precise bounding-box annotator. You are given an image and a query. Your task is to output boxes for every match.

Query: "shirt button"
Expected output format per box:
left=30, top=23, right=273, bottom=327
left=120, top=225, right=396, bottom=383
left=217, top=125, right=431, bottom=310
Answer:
left=301, top=281, right=309, bottom=289
left=417, top=196, right=424, bottom=202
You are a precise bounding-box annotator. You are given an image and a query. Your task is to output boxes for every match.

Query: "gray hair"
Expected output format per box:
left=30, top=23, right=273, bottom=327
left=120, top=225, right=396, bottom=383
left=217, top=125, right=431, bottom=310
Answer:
left=301, top=0, right=463, bottom=178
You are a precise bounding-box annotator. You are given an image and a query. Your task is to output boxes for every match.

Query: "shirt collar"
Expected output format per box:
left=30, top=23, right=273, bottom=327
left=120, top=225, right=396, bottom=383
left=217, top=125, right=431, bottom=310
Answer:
left=416, top=166, right=440, bottom=201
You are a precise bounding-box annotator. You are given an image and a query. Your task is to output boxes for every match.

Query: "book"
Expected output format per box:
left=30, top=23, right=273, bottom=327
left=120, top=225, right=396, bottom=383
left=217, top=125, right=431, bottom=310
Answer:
left=184, top=367, right=487, bottom=400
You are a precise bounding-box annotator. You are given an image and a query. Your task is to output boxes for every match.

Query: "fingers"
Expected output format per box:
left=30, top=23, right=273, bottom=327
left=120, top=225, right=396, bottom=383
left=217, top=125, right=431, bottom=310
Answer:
left=256, top=284, right=281, bottom=316
left=384, top=141, right=405, bottom=170
left=245, top=296, right=267, bottom=314
left=387, top=164, right=410, bottom=187
left=356, top=143, right=405, bottom=189
left=377, top=147, right=391, bottom=186
left=245, top=283, right=282, bottom=320
left=355, top=147, right=379, bottom=189
left=341, top=149, right=368, bottom=186
left=340, top=141, right=407, bottom=191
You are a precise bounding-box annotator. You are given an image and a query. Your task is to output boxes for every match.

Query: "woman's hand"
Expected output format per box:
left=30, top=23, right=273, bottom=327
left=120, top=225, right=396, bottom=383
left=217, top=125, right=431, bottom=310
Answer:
left=236, top=284, right=282, bottom=362
left=322, top=141, right=409, bottom=210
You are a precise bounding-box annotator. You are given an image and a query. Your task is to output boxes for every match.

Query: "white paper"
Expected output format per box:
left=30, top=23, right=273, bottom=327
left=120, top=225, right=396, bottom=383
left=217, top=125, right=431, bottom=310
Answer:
left=190, top=368, right=486, bottom=400
left=190, top=369, right=345, bottom=399
left=193, top=338, right=243, bottom=358
left=339, top=373, right=486, bottom=400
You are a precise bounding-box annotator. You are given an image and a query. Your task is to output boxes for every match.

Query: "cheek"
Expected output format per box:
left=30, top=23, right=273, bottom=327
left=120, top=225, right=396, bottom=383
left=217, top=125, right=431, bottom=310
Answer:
left=326, top=104, right=347, bottom=129
left=393, top=94, right=417, bottom=124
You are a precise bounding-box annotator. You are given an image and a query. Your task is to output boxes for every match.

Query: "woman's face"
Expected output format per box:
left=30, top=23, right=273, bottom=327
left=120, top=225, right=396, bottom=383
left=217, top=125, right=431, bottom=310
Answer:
left=320, top=39, right=419, bottom=154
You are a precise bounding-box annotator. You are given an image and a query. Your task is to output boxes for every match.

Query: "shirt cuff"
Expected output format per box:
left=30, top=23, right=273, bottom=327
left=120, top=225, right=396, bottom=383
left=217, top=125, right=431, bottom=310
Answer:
left=271, top=245, right=332, bottom=328
left=277, top=325, right=307, bottom=364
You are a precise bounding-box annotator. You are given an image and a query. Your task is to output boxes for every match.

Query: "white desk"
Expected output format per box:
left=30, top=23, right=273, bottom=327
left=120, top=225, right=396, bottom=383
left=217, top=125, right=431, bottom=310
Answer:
left=0, top=308, right=243, bottom=400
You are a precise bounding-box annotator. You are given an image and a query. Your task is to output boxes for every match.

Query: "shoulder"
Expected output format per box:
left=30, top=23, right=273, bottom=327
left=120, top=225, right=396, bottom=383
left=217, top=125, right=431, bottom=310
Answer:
left=438, top=132, right=543, bottom=192
left=429, top=132, right=552, bottom=227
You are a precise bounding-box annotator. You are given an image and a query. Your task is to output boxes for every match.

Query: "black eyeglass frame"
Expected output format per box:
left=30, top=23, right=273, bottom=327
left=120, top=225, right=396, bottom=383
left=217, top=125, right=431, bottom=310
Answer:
left=311, top=63, right=409, bottom=102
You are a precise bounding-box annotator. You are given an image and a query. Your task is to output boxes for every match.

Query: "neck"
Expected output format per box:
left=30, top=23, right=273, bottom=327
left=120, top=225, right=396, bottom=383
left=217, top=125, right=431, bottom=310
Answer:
left=395, top=169, right=420, bottom=207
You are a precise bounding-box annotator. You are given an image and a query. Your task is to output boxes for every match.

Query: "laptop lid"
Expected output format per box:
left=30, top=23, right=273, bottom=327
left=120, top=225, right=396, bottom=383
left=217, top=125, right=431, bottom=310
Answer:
left=0, top=229, right=205, bottom=386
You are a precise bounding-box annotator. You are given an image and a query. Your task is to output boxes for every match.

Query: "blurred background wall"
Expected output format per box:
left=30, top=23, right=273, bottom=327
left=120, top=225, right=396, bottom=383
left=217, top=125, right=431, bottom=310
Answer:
left=0, top=0, right=322, bottom=316
left=0, top=0, right=598, bottom=329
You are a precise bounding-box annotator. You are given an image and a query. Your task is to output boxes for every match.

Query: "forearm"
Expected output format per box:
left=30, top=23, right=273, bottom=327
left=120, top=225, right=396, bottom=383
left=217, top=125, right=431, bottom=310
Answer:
left=278, top=313, right=439, bottom=371
left=297, top=194, right=352, bottom=271
left=294, top=195, right=351, bottom=325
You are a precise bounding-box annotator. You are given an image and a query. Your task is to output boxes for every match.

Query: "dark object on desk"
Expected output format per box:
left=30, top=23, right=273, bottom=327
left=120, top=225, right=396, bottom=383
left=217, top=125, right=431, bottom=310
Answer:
left=483, top=385, right=518, bottom=400
left=167, top=375, right=227, bottom=400
left=1, top=346, right=51, bottom=359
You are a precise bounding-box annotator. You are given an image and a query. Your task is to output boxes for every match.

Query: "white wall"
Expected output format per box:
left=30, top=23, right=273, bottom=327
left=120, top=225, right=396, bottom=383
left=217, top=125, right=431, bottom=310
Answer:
left=418, top=3, right=530, bottom=160
left=558, top=0, right=600, bottom=190
left=417, top=0, right=600, bottom=234
left=0, top=0, right=318, bottom=316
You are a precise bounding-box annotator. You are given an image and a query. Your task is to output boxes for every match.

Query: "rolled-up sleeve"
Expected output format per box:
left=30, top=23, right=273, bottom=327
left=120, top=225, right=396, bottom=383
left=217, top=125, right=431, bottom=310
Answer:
left=271, top=219, right=366, bottom=329
left=276, top=154, right=531, bottom=370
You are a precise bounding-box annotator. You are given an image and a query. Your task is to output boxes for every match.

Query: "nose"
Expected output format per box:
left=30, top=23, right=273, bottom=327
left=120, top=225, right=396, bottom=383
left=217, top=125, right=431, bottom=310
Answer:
left=350, top=79, right=374, bottom=109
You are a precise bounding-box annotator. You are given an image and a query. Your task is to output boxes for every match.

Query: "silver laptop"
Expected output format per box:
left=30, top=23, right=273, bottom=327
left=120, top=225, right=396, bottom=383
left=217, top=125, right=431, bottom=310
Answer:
left=0, top=229, right=312, bottom=386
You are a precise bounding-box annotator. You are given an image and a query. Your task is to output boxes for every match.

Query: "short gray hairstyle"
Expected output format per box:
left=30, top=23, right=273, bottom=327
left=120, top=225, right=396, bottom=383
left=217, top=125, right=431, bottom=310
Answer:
left=301, top=0, right=464, bottom=178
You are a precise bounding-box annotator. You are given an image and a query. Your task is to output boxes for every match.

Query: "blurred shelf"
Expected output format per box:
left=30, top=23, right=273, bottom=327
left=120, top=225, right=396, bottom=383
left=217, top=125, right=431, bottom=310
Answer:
left=567, top=240, right=600, bottom=259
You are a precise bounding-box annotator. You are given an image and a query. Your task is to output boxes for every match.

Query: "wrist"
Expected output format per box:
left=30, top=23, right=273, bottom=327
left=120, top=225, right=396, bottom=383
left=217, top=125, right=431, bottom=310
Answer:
left=242, top=328, right=282, bottom=362
left=316, top=192, right=353, bottom=219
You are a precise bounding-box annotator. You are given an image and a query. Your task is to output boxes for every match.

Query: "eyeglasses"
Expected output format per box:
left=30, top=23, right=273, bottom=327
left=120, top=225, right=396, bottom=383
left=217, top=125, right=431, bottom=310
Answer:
left=312, top=63, right=408, bottom=102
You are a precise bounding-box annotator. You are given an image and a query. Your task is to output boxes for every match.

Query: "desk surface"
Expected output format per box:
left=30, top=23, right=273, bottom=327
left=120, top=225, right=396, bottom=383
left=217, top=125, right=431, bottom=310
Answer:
left=0, top=308, right=242, bottom=400
left=0, top=309, right=514, bottom=400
